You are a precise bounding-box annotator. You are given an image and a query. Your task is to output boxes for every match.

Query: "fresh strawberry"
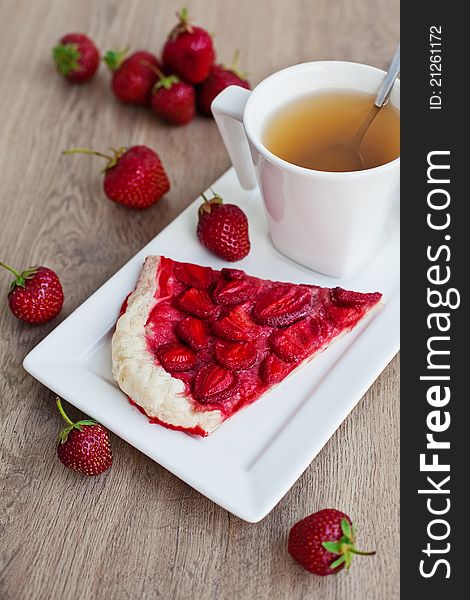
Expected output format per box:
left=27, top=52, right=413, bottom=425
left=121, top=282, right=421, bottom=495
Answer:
left=157, top=342, right=197, bottom=372
left=197, top=53, right=251, bottom=117
left=150, top=67, right=196, bottom=125
left=332, top=287, right=382, bottom=307
left=56, top=398, right=112, bottom=476
left=212, top=304, right=260, bottom=341
left=1, top=262, right=63, bottom=324
left=104, top=49, right=160, bottom=105
left=53, top=33, right=100, bottom=83
left=288, top=509, right=375, bottom=576
left=193, top=363, right=238, bottom=403
left=197, top=191, right=250, bottom=262
left=177, top=287, right=219, bottom=318
left=162, top=8, right=215, bottom=84
left=212, top=277, right=256, bottom=305
left=63, top=145, right=170, bottom=209
left=215, top=339, right=257, bottom=370
left=253, top=286, right=313, bottom=327
left=260, top=353, right=290, bottom=385
left=175, top=316, right=210, bottom=350
left=269, top=319, right=320, bottom=362
left=173, top=262, right=215, bottom=288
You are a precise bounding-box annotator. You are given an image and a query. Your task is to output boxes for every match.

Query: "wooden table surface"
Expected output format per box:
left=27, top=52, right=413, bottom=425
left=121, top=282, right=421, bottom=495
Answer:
left=0, top=1, right=400, bottom=598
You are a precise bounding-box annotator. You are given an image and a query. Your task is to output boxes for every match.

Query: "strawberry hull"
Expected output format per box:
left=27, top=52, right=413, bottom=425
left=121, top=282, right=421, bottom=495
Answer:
left=112, top=256, right=382, bottom=436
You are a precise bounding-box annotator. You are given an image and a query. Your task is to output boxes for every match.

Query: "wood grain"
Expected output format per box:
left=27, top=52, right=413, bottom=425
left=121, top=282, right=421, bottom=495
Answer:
left=0, top=1, right=400, bottom=598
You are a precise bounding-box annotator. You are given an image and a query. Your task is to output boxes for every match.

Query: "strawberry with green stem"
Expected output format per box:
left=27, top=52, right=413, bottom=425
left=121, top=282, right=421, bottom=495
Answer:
left=1, top=261, right=64, bottom=324
left=196, top=189, right=250, bottom=261
left=288, top=509, right=375, bottom=576
left=104, top=48, right=160, bottom=105
left=148, top=64, right=195, bottom=125
left=63, top=145, right=170, bottom=209
left=56, top=398, right=112, bottom=476
left=53, top=33, right=100, bottom=83
left=162, top=7, right=215, bottom=84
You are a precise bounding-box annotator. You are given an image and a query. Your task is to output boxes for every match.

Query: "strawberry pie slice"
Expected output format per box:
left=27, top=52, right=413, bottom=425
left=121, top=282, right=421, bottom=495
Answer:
left=112, top=256, right=382, bottom=436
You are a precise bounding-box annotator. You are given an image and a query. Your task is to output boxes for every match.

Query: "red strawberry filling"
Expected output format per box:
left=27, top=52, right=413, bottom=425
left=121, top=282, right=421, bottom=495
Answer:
left=133, top=257, right=381, bottom=433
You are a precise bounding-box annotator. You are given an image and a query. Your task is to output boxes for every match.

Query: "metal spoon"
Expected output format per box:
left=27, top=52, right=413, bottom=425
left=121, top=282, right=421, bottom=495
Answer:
left=311, top=43, right=400, bottom=171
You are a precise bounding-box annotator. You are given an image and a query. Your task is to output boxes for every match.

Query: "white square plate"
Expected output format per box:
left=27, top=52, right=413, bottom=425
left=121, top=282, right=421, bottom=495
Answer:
left=23, top=168, right=399, bottom=522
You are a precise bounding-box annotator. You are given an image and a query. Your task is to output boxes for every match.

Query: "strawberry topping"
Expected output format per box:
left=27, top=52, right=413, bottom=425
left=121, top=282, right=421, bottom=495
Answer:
left=269, top=319, right=321, bottom=362
left=212, top=277, right=257, bottom=305
left=215, top=339, right=257, bottom=370
left=253, top=286, right=314, bottom=327
left=260, top=354, right=291, bottom=385
left=177, top=287, right=219, bottom=318
left=193, top=363, right=239, bottom=403
left=175, top=316, right=210, bottom=350
left=127, top=256, right=382, bottom=433
left=156, top=342, right=197, bottom=372
left=212, top=304, right=261, bottom=341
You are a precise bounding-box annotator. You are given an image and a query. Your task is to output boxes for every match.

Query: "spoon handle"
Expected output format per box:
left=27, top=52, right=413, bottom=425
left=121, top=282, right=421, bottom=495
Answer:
left=375, top=43, right=400, bottom=108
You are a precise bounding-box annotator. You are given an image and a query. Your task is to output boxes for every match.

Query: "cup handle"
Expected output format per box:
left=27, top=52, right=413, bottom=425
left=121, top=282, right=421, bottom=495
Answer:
left=211, top=86, right=258, bottom=190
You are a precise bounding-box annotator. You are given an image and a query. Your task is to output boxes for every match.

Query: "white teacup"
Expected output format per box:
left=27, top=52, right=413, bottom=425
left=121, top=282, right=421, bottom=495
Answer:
left=212, top=61, right=400, bottom=278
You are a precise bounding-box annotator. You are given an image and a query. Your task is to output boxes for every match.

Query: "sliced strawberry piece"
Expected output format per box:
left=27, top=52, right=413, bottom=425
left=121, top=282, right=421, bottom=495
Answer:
left=193, top=363, right=239, bottom=403
left=221, top=268, right=245, bottom=280
left=269, top=319, right=321, bottom=362
left=177, top=287, right=219, bottom=318
left=212, top=304, right=261, bottom=341
left=260, top=353, right=291, bottom=385
left=175, top=316, right=210, bottom=350
left=331, top=287, right=382, bottom=307
left=215, top=339, right=257, bottom=370
left=212, top=277, right=257, bottom=305
left=253, top=286, right=313, bottom=327
left=173, top=262, right=215, bottom=289
left=156, top=343, right=197, bottom=372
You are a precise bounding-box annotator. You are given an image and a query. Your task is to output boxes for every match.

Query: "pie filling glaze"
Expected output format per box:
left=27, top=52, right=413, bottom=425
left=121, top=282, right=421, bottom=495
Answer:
left=112, top=256, right=382, bottom=436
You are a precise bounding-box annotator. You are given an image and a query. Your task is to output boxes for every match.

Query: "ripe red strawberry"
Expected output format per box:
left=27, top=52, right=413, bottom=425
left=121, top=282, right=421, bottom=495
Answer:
left=288, top=509, right=375, bottom=576
left=175, top=316, right=210, bottom=350
left=193, top=363, right=238, bottom=403
left=197, top=54, right=251, bottom=117
left=56, top=398, right=112, bottom=476
left=162, top=8, right=215, bottom=84
left=177, top=287, right=219, bottom=318
left=104, top=49, right=160, bottom=105
left=157, top=342, right=197, bottom=372
left=253, top=286, right=313, bottom=327
left=53, top=33, right=100, bottom=83
left=197, top=191, right=250, bottom=261
left=64, top=145, right=170, bottom=209
left=1, top=262, right=63, bottom=324
left=150, top=68, right=195, bottom=125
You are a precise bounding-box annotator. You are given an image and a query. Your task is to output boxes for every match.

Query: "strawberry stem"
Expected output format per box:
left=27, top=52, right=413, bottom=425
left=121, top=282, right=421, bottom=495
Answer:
left=141, top=61, right=166, bottom=80
left=56, top=397, right=74, bottom=427
left=179, top=7, right=189, bottom=22
left=103, top=48, right=130, bottom=71
left=0, top=261, right=21, bottom=278
left=350, top=549, right=376, bottom=556
left=231, top=50, right=240, bottom=71
left=63, top=148, right=114, bottom=160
